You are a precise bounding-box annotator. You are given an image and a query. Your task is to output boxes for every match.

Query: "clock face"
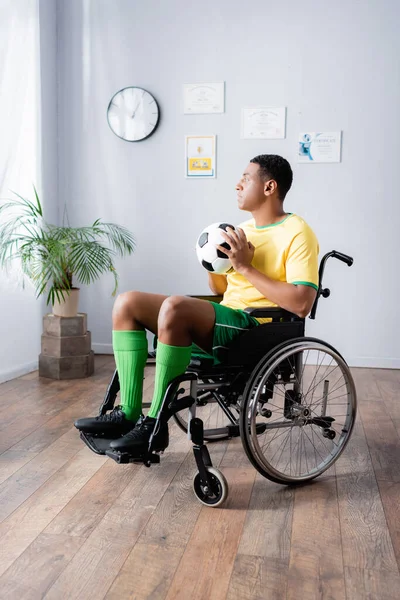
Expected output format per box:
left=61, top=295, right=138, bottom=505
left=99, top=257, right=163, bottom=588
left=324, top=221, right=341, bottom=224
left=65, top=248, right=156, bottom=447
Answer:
left=107, top=87, right=160, bottom=142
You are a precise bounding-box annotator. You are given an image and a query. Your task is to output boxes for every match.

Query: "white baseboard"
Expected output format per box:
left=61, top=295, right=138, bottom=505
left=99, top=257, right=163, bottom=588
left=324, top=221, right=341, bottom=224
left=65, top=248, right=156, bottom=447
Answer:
left=93, top=340, right=152, bottom=355
left=0, top=361, right=38, bottom=384
left=347, top=357, right=400, bottom=369
left=91, top=343, right=399, bottom=370
left=0, top=352, right=397, bottom=385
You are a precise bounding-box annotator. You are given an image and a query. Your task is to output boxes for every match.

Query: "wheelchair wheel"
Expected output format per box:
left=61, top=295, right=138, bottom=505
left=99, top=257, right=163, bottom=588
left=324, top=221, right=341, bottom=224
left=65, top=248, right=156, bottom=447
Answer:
left=193, top=467, right=228, bottom=507
left=174, top=387, right=240, bottom=441
left=239, top=338, right=357, bottom=485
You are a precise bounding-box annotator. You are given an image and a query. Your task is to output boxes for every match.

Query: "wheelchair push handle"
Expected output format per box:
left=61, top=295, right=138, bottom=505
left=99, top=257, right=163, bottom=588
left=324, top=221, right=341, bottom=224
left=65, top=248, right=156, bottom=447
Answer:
left=332, top=250, right=353, bottom=267
left=309, top=249, right=354, bottom=320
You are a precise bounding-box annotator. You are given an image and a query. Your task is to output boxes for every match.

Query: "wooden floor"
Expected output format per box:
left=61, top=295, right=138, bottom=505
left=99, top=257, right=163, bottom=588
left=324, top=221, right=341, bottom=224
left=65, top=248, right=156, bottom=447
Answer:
left=0, top=356, right=399, bottom=599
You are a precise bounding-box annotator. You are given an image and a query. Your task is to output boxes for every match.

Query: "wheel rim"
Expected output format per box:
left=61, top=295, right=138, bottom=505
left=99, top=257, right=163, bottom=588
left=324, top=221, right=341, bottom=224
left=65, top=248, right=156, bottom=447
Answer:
left=244, top=341, right=357, bottom=482
left=193, top=470, right=224, bottom=505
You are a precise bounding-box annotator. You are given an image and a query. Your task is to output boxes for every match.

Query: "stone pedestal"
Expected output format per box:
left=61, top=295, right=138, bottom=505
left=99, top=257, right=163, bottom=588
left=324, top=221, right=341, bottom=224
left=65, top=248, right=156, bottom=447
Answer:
left=39, top=313, right=94, bottom=379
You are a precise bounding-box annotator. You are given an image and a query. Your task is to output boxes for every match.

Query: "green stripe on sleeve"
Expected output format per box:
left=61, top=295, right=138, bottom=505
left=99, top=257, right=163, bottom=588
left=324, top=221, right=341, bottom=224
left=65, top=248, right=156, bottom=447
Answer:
left=291, top=281, right=319, bottom=291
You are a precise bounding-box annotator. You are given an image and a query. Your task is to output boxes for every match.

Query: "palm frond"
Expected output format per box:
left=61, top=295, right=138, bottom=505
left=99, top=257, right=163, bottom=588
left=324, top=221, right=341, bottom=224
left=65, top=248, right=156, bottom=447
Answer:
left=7, top=190, right=43, bottom=219
left=0, top=189, right=136, bottom=305
left=89, top=222, right=136, bottom=255
left=32, top=185, right=43, bottom=216
left=68, top=240, right=116, bottom=285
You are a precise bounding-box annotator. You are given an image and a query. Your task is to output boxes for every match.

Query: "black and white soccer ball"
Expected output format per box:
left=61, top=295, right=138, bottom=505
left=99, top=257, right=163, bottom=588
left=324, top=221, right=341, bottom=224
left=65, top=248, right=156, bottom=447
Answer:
left=196, top=222, right=237, bottom=274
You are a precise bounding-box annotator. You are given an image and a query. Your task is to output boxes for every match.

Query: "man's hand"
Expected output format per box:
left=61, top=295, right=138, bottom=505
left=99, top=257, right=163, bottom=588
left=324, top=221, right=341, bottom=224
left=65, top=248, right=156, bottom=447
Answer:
left=217, top=227, right=255, bottom=274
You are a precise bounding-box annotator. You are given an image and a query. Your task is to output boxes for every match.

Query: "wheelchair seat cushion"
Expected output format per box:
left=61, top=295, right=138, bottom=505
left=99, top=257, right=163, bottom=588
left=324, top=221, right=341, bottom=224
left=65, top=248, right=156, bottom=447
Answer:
left=223, top=320, right=305, bottom=366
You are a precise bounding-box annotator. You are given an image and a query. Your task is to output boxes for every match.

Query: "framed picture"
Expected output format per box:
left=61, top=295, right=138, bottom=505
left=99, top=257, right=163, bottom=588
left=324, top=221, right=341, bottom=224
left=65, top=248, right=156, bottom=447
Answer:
left=241, top=107, right=286, bottom=139
left=183, top=82, right=225, bottom=114
left=298, top=132, right=342, bottom=163
left=185, top=135, right=216, bottom=178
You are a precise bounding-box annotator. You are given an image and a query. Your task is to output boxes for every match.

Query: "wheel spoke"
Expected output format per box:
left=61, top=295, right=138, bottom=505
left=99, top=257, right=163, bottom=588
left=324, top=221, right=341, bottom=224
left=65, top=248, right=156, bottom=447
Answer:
left=325, top=380, right=348, bottom=397
left=300, top=349, right=311, bottom=391
left=282, top=427, right=303, bottom=474
left=269, top=429, right=291, bottom=464
left=244, top=340, right=356, bottom=483
left=260, top=424, right=291, bottom=451
left=262, top=399, right=286, bottom=411
left=304, top=350, right=323, bottom=398
left=304, top=360, right=338, bottom=400
left=309, top=423, right=321, bottom=468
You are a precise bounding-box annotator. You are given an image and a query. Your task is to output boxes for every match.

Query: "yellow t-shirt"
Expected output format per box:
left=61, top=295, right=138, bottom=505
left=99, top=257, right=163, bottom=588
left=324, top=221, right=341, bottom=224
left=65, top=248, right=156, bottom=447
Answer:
left=220, top=213, right=319, bottom=311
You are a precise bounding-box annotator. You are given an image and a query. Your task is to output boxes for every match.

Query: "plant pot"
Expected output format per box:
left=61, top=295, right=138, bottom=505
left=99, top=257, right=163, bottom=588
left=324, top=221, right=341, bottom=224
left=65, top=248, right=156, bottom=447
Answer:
left=52, top=288, right=80, bottom=318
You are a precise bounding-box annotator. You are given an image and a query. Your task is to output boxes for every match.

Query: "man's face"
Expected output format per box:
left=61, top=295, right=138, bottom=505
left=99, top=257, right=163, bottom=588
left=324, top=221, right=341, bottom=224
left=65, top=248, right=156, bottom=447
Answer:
left=236, top=163, right=268, bottom=211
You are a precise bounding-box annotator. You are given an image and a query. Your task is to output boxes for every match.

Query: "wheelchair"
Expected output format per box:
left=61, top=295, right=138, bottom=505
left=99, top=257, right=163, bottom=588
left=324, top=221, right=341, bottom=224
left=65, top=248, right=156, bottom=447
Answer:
left=80, top=250, right=357, bottom=507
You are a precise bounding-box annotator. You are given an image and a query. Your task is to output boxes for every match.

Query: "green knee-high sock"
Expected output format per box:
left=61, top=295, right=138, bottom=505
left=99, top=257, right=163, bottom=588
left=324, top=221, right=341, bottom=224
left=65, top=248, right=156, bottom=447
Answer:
left=147, top=341, right=192, bottom=419
left=112, top=330, right=148, bottom=421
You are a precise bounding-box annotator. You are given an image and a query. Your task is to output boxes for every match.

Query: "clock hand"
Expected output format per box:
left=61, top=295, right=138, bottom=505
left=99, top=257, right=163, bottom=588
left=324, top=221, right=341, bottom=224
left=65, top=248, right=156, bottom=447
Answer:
left=131, top=101, right=142, bottom=119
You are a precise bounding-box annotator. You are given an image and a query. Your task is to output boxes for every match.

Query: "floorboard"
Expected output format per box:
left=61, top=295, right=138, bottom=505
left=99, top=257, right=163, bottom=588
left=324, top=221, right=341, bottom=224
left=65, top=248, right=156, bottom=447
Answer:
left=0, top=358, right=398, bottom=599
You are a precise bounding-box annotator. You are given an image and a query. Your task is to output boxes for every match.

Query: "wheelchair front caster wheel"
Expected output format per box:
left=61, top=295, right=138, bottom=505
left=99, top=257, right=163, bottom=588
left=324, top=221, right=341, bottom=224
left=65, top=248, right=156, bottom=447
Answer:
left=193, top=467, right=228, bottom=507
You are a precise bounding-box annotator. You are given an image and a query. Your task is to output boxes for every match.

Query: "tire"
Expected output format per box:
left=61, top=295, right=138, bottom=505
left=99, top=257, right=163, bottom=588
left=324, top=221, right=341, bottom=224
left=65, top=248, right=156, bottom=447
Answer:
left=193, top=467, right=228, bottom=507
left=239, top=338, right=357, bottom=485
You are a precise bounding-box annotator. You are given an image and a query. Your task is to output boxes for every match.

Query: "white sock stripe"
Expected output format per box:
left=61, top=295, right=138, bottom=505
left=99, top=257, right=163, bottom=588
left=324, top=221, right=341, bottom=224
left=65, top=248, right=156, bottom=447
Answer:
left=214, top=323, right=249, bottom=331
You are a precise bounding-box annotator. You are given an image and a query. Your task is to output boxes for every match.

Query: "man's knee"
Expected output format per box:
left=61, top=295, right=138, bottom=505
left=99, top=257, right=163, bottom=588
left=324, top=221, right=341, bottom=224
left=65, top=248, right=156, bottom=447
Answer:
left=158, top=295, right=187, bottom=328
left=112, top=291, right=141, bottom=320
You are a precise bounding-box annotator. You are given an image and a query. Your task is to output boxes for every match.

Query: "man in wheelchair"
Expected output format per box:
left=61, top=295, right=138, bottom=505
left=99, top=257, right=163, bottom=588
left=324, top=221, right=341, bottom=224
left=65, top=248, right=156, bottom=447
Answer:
left=75, top=154, right=320, bottom=457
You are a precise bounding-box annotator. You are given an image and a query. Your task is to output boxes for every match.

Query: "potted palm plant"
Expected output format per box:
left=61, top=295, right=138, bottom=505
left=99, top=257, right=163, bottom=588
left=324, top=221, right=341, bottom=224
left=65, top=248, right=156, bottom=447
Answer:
left=0, top=188, right=135, bottom=316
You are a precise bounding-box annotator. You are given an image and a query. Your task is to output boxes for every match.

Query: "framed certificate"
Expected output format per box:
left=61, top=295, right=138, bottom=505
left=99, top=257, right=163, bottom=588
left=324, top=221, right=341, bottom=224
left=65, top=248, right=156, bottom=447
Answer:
left=241, top=107, right=286, bottom=139
left=185, top=135, right=216, bottom=178
left=183, top=82, right=225, bottom=114
left=298, top=132, right=342, bottom=163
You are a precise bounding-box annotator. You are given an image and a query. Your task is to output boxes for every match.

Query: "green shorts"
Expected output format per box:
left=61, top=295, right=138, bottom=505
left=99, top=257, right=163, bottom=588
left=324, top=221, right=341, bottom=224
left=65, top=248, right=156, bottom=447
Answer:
left=192, top=302, right=260, bottom=365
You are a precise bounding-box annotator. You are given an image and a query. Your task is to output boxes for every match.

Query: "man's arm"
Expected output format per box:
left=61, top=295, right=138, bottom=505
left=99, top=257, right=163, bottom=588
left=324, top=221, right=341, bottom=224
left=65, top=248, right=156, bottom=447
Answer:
left=238, top=266, right=316, bottom=318
left=208, top=273, right=228, bottom=296
left=218, top=227, right=317, bottom=318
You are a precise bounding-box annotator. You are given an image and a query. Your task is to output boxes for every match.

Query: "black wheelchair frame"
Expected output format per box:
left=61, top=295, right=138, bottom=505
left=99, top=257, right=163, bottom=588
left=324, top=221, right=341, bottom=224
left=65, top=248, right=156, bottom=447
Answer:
left=80, top=250, right=356, bottom=507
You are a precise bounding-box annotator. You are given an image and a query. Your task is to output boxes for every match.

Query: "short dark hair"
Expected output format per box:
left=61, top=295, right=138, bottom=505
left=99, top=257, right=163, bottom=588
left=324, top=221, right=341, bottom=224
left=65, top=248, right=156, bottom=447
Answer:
left=250, top=154, right=293, bottom=200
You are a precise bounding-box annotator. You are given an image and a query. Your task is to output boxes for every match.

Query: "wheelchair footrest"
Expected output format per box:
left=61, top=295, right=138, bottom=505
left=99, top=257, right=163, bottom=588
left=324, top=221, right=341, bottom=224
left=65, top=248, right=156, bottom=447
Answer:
left=80, top=432, right=117, bottom=455
left=105, top=448, right=161, bottom=465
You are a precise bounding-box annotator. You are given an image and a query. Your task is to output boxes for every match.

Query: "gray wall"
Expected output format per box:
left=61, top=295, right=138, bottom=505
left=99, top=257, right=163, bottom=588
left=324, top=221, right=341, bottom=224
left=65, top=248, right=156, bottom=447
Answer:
left=2, top=0, right=399, bottom=381
left=57, top=0, right=400, bottom=367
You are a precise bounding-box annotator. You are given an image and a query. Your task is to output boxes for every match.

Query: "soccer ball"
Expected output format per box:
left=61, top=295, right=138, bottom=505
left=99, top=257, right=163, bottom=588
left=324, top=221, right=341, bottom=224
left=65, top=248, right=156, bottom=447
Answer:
left=196, top=222, right=237, bottom=274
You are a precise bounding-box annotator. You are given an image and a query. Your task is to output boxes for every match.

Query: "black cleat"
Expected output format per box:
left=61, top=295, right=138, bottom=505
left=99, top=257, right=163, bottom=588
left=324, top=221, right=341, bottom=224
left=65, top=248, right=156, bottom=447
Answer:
left=74, top=406, right=138, bottom=437
left=109, top=416, right=169, bottom=454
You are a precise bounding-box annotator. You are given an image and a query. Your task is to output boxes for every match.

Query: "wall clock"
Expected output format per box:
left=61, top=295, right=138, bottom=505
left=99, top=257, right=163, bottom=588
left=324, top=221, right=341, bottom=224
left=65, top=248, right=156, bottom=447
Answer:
left=107, top=86, right=160, bottom=142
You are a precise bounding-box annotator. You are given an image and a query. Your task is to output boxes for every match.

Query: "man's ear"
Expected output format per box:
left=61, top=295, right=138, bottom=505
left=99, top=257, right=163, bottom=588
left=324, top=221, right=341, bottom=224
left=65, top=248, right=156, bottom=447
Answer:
left=264, top=179, right=277, bottom=195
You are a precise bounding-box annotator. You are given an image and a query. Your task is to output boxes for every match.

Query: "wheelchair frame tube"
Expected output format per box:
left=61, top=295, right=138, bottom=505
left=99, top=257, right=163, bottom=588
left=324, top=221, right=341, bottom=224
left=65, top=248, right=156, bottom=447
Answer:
left=195, top=382, right=225, bottom=391
left=187, top=379, right=198, bottom=440
left=322, top=380, right=329, bottom=417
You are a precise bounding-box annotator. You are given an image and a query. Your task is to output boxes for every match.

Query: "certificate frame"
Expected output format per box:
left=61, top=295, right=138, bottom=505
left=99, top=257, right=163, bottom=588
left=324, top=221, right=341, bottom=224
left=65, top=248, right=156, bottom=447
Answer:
left=183, top=82, right=225, bottom=114
left=185, top=135, right=216, bottom=178
left=298, top=132, right=342, bottom=163
left=241, top=106, right=286, bottom=139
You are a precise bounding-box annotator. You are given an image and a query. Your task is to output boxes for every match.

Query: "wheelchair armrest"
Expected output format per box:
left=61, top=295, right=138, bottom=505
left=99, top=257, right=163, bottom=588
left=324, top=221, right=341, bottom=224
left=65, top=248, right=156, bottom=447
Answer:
left=244, top=306, right=302, bottom=322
